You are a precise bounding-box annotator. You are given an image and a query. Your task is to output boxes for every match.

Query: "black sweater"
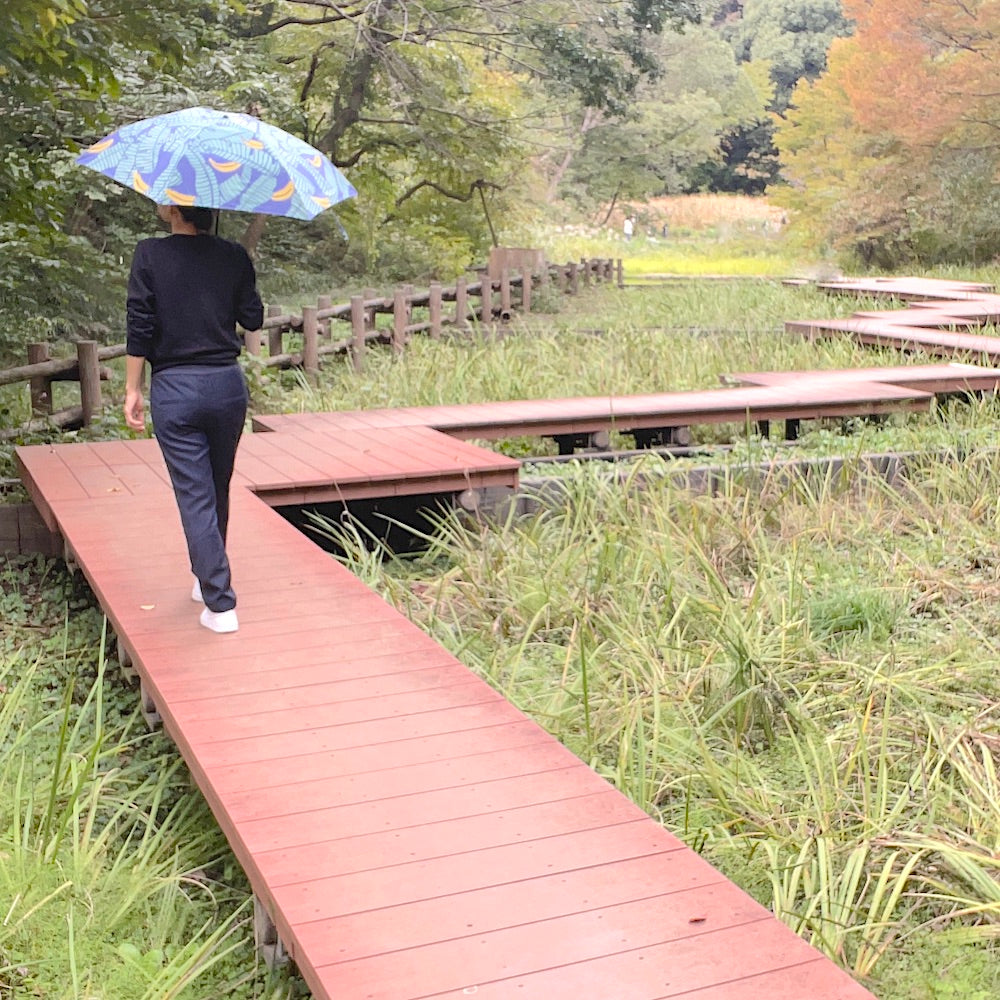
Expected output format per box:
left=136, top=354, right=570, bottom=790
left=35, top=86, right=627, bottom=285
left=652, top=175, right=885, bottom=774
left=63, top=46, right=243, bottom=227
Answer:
left=126, top=234, right=264, bottom=373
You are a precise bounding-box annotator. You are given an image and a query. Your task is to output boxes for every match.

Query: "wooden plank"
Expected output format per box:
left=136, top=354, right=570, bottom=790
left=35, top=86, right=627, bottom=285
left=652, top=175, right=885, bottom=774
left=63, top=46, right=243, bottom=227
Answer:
left=724, top=362, right=1000, bottom=392
left=268, top=817, right=683, bottom=922
left=259, top=793, right=648, bottom=889
left=207, top=720, right=555, bottom=797
left=330, top=919, right=869, bottom=1000
left=220, top=740, right=583, bottom=823
left=292, top=847, right=717, bottom=963
left=307, top=882, right=771, bottom=1000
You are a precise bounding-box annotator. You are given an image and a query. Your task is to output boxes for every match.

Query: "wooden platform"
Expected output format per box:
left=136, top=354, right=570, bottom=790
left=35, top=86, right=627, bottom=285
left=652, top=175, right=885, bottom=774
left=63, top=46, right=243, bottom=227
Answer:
left=788, top=276, right=1000, bottom=361
left=15, top=422, right=877, bottom=1000
left=723, top=362, right=1000, bottom=394
left=253, top=379, right=934, bottom=446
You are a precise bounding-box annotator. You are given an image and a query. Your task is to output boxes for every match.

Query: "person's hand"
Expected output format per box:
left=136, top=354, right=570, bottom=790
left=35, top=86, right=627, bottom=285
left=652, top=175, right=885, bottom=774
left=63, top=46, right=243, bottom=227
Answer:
left=124, top=387, right=146, bottom=432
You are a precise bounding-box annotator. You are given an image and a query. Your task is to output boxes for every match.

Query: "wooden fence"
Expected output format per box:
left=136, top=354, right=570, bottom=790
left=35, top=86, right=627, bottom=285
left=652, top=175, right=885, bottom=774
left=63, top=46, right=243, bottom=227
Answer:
left=0, top=257, right=620, bottom=442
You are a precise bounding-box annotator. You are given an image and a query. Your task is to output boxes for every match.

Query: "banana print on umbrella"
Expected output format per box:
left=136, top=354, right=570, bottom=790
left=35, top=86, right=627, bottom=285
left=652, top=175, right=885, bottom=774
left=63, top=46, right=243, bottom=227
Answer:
left=76, top=107, right=356, bottom=220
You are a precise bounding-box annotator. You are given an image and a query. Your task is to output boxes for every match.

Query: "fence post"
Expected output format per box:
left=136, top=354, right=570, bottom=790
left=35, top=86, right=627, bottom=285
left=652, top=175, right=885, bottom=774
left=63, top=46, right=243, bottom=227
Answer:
left=521, top=267, right=532, bottom=314
left=392, top=286, right=408, bottom=354
left=616, top=258, right=624, bottom=288
left=499, top=269, right=512, bottom=321
left=568, top=261, right=579, bottom=295
left=28, top=343, right=52, bottom=415
left=77, top=340, right=101, bottom=426
left=350, top=295, right=366, bottom=372
left=317, top=294, right=332, bottom=339
left=580, top=258, right=590, bottom=287
left=244, top=326, right=262, bottom=356
left=302, top=305, right=320, bottom=381
left=403, top=284, right=415, bottom=336
left=364, top=287, right=377, bottom=334
left=266, top=304, right=283, bottom=357
left=455, top=277, right=468, bottom=330
left=478, top=278, right=491, bottom=323
left=429, top=282, right=443, bottom=339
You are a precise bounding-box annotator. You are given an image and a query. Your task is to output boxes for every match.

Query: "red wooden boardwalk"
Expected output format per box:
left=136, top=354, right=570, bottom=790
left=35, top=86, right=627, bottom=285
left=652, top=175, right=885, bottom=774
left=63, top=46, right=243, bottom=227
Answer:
left=723, top=361, right=1000, bottom=394
left=787, top=276, right=1000, bottom=362
left=253, top=379, right=934, bottom=441
left=16, top=421, right=878, bottom=1000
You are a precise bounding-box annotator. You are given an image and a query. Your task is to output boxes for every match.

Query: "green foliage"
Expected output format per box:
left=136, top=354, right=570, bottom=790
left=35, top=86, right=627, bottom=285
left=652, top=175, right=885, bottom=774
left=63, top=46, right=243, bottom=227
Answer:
left=723, top=0, right=854, bottom=112
left=0, top=554, right=306, bottom=996
left=328, top=445, right=1000, bottom=995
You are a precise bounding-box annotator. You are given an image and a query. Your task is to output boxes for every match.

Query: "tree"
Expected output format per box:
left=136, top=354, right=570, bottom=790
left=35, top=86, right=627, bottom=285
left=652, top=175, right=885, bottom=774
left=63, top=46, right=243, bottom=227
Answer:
left=774, top=0, right=1000, bottom=267
left=695, top=0, right=851, bottom=194
left=564, top=23, right=771, bottom=205
left=0, top=1, right=242, bottom=358
left=724, top=0, right=852, bottom=112
left=216, top=1, right=703, bottom=265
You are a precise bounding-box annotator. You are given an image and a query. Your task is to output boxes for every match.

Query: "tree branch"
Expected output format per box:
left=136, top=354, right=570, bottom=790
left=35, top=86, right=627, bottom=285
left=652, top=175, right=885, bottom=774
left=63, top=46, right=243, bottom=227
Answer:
left=395, top=177, right=501, bottom=208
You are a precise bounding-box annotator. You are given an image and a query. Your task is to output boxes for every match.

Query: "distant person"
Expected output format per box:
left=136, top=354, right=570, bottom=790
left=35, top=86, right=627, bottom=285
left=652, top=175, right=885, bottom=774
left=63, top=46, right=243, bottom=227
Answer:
left=124, top=204, right=264, bottom=634
left=623, top=215, right=635, bottom=241
left=661, top=222, right=670, bottom=238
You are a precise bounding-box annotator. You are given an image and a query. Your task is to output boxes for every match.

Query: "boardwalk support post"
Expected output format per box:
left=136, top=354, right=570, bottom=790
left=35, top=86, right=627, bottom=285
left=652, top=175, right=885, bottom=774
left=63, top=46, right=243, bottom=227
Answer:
left=632, top=426, right=692, bottom=449
left=254, top=895, right=289, bottom=968
left=429, top=282, right=443, bottom=339
left=392, top=287, right=408, bottom=354
left=317, top=295, right=332, bottom=339
left=266, top=304, right=284, bottom=357
left=499, top=269, right=512, bottom=321
left=457, top=488, right=481, bottom=512
left=140, top=679, right=162, bottom=731
left=302, top=305, right=320, bottom=382
left=551, top=430, right=610, bottom=455
left=117, top=640, right=136, bottom=683
left=454, top=277, right=468, bottom=330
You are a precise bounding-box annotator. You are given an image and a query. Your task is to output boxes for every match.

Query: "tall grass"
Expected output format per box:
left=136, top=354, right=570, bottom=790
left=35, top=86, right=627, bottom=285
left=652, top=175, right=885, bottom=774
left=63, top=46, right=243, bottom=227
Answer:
left=261, top=281, right=916, bottom=420
left=0, top=559, right=301, bottom=998
left=318, top=443, right=1000, bottom=997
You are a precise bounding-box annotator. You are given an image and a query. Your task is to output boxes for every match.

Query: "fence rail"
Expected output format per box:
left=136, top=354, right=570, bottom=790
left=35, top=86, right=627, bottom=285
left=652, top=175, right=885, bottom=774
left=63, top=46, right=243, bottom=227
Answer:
left=0, top=257, right=621, bottom=442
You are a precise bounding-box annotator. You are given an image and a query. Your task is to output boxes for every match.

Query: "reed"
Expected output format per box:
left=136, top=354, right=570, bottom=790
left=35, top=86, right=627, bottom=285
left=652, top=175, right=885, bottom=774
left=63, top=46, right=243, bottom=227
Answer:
left=318, top=438, right=1000, bottom=996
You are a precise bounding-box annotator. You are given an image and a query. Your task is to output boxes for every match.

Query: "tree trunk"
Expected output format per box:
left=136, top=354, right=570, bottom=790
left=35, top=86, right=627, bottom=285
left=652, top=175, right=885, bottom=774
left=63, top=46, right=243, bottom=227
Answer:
left=600, top=184, right=622, bottom=227
left=241, top=213, right=269, bottom=258
left=545, top=107, right=602, bottom=203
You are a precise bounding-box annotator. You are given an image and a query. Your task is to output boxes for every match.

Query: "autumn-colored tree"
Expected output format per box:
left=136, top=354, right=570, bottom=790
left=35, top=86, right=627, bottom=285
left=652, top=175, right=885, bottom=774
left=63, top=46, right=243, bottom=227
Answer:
left=776, top=0, right=1000, bottom=266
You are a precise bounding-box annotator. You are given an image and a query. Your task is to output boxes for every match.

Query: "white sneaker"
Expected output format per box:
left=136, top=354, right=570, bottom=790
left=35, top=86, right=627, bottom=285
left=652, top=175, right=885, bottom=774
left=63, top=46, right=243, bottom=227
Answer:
left=200, top=608, right=238, bottom=633
left=191, top=577, right=203, bottom=602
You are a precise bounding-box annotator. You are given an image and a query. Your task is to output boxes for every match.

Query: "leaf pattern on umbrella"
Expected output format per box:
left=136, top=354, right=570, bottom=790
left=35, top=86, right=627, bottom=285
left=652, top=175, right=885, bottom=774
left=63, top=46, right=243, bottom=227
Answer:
left=76, top=107, right=356, bottom=220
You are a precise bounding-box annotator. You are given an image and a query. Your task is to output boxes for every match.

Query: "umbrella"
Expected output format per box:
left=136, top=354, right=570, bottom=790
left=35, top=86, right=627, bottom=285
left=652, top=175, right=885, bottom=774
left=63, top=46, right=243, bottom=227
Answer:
left=75, top=106, right=356, bottom=220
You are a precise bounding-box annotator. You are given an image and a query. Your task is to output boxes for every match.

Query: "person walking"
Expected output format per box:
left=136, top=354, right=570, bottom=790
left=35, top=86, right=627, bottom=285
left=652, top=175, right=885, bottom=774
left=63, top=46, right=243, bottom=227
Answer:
left=623, top=215, right=634, bottom=241
left=124, top=204, right=264, bottom=633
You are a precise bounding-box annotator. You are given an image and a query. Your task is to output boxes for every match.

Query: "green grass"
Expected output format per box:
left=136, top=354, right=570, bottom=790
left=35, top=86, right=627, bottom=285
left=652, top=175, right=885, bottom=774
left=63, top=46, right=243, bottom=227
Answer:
left=7, top=230, right=1000, bottom=996
left=0, top=555, right=306, bottom=998
left=317, top=448, right=1000, bottom=997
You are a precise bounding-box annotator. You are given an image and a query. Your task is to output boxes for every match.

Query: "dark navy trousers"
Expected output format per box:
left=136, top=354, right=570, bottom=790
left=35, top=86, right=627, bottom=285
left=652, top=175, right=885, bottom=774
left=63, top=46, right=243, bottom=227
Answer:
left=150, top=364, right=248, bottom=613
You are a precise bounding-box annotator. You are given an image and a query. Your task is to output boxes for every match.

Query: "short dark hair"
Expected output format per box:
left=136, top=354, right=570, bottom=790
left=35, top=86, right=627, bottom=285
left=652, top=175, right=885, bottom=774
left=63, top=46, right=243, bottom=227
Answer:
left=177, top=205, right=216, bottom=233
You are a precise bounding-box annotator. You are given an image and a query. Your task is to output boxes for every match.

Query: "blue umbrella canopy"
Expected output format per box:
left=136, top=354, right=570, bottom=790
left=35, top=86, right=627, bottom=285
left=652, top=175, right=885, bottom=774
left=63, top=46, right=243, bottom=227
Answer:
left=75, top=106, right=357, bottom=220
